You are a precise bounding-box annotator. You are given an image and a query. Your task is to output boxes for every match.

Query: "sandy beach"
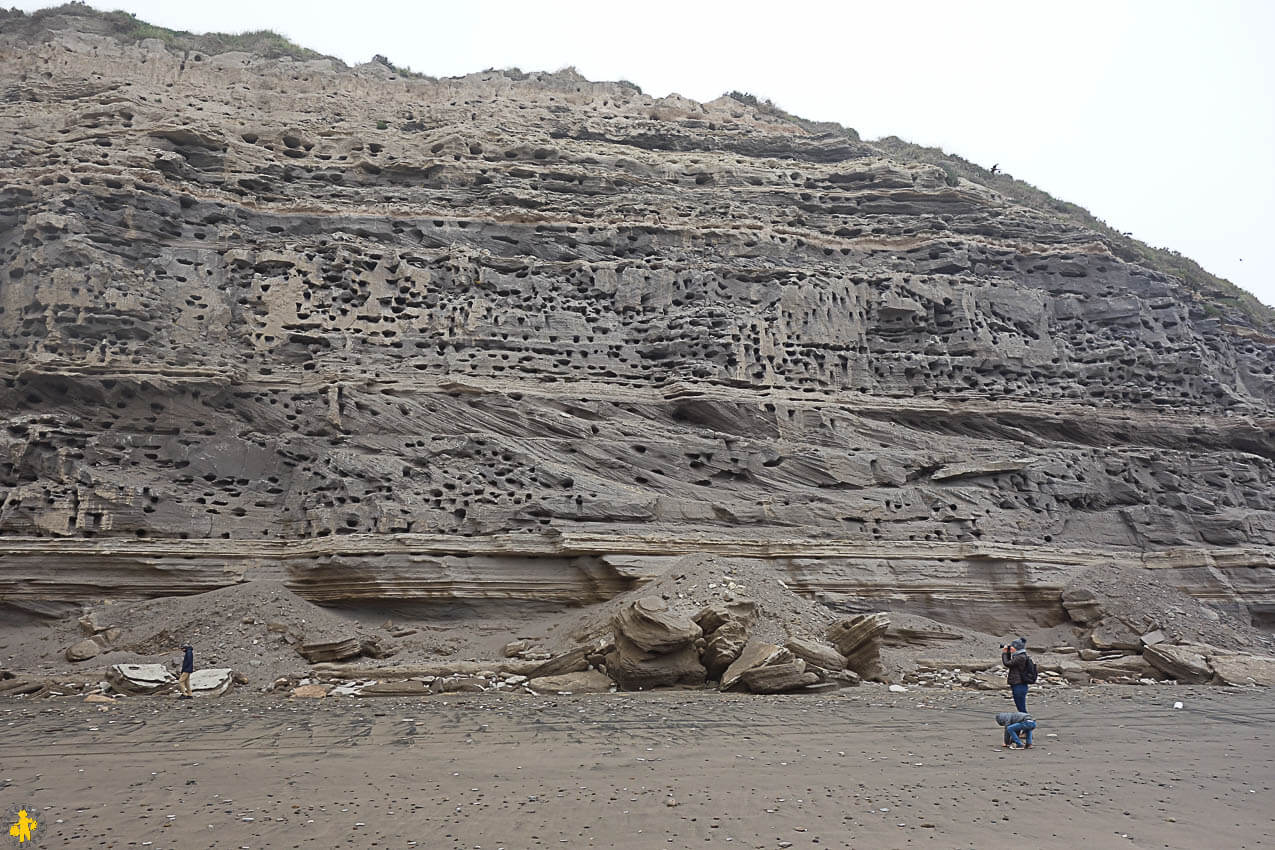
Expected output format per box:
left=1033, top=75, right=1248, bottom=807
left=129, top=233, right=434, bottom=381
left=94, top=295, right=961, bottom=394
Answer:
left=1, top=684, right=1271, bottom=849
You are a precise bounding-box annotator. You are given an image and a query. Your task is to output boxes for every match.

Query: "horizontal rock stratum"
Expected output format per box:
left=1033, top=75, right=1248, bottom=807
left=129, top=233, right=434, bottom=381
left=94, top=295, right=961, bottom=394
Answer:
left=1, top=6, right=1274, bottom=632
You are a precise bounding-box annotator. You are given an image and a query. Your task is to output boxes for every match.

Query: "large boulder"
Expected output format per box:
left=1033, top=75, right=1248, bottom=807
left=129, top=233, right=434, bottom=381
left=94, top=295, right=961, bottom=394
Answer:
left=107, top=663, right=176, bottom=694
left=605, top=634, right=706, bottom=690
left=719, top=641, right=790, bottom=691
left=1143, top=643, right=1213, bottom=683
left=65, top=639, right=103, bottom=662
left=739, top=660, right=819, bottom=694
left=701, top=620, right=749, bottom=680
left=826, top=614, right=889, bottom=680
left=613, top=597, right=702, bottom=653
left=528, top=669, right=614, bottom=694
left=605, top=597, right=706, bottom=690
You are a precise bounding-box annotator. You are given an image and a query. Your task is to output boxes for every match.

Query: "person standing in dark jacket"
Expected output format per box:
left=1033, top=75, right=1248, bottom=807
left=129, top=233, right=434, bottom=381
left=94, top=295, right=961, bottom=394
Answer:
left=1001, top=637, right=1029, bottom=712
left=178, top=644, right=194, bottom=700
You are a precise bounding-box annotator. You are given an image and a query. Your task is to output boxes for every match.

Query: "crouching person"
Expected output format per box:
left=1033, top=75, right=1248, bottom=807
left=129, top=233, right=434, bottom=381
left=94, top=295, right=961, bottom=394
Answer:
left=996, top=711, right=1036, bottom=748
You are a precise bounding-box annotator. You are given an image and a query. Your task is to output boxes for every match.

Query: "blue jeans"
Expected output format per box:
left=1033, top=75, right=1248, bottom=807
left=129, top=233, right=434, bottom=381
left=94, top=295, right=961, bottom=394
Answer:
left=1006, top=719, right=1036, bottom=747
left=1011, top=683, right=1028, bottom=713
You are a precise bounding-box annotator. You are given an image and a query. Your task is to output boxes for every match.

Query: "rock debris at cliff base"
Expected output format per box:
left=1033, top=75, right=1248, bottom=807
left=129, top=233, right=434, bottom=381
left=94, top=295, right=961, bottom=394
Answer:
left=1, top=7, right=1274, bottom=646
left=5, top=557, right=1274, bottom=699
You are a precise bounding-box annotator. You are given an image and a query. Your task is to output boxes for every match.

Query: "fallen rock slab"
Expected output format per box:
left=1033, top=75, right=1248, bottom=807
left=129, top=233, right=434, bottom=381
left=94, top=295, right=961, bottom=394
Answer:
left=354, top=680, right=432, bottom=697
left=107, top=663, right=176, bottom=694
left=1209, top=653, right=1275, bottom=687
left=785, top=637, right=846, bottom=672
left=189, top=668, right=234, bottom=697
left=528, top=669, right=614, bottom=694
left=720, top=641, right=789, bottom=692
left=818, top=668, right=862, bottom=687
left=298, top=635, right=362, bottom=663
left=309, top=660, right=541, bottom=679
left=1143, top=643, right=1213, bottom=683
left=527, top=639, right=612, bottom=679
left=740, top=660, right=818, bottom=694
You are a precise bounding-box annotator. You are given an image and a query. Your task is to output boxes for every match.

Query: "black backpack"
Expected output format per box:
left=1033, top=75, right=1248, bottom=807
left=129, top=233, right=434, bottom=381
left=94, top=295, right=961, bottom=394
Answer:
left=1023, top=655, right=1039, bottom=684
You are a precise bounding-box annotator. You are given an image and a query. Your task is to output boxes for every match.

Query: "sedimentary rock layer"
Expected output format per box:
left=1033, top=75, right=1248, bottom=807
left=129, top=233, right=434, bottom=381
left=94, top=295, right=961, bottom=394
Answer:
left=1, top=8, right=1274, bottom=630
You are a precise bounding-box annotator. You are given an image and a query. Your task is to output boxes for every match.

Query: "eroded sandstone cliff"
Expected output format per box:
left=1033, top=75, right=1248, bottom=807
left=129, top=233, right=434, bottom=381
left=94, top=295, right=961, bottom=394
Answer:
left=2, top=6, right=1274, bottom=632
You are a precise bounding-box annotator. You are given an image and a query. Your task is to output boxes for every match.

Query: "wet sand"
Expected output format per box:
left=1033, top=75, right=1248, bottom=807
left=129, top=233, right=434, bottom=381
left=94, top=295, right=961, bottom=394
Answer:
left=1, top=684, right=1271, bottom=849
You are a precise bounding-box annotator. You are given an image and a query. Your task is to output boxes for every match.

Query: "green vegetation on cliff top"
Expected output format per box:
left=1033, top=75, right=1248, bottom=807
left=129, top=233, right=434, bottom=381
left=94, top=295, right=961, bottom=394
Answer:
left=2, top=2, right=325, bottom=61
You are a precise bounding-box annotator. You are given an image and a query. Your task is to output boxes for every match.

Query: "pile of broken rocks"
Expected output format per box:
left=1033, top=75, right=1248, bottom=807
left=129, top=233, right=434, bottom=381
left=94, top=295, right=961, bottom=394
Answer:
left=603, top=595, right=885, bottom=694
left=287, top=596, right=891, bottom=698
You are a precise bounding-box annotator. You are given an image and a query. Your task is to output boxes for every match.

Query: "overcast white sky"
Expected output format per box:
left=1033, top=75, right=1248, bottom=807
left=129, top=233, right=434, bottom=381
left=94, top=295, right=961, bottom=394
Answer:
left=16, top=0, right=1275, bottom=307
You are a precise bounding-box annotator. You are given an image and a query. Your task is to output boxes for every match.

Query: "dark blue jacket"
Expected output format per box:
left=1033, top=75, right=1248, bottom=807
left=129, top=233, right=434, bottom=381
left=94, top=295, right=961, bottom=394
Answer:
left=1002, top=649, right=1030, bottom=685
left=181, top=647, right=194, bottom=674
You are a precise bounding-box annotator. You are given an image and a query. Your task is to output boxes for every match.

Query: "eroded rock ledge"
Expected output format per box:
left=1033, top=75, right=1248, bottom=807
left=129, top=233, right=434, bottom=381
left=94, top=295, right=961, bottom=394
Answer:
left=2, top=531, right=1272, bottom=631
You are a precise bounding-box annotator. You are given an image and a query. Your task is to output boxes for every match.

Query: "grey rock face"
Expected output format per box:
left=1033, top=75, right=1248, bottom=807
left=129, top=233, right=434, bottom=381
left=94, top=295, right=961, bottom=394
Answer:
left=0, top=9, right=1274, bottom=637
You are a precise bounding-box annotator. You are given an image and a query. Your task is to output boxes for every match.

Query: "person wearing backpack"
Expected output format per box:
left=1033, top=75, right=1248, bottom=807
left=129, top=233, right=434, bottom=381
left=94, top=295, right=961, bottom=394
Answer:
left=1001, top=637, right=1035, bottom=712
